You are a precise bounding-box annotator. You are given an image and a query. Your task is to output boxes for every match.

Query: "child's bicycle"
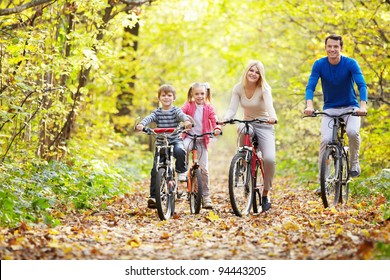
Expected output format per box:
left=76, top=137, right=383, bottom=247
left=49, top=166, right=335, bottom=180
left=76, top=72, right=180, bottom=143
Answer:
left=141, top=126, right=186, bottom=220
left=183, top=131, right=220, bottom=214
left=304, top=110, right=365, bottom=208
left=218, top=118, right=271, bottom=217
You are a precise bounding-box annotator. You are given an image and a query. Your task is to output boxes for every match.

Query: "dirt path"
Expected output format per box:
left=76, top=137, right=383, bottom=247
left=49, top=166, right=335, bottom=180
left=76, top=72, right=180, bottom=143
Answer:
left=1, top=170, right=389, bottom=259
left=0, top=137, right=389, bottom=260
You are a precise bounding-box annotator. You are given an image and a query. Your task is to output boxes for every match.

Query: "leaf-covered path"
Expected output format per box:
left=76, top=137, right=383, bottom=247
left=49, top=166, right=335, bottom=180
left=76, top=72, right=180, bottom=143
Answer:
left=1, top=167, right=389, bottom=260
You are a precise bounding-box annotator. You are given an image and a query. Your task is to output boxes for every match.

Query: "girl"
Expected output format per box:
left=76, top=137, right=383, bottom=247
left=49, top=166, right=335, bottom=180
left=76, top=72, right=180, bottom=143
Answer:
left=182, top=82, right=221, bottom=209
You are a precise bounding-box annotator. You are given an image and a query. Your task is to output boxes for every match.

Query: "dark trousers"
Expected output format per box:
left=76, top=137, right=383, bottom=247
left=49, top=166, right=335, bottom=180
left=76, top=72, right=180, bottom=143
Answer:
left=150, top=140, right=187, bottom=198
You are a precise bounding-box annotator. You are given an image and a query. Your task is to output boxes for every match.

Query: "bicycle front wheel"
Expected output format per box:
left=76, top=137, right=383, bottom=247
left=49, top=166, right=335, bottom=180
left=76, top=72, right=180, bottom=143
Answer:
left=189, top=168, right=203, bottom=214
left=155, top=168, right=173, bottom=220
left=229, top=152, right=253, bottom=217
left=339, top=149, right=350, bottom=204
left=320, top=147, right=341, bottom=208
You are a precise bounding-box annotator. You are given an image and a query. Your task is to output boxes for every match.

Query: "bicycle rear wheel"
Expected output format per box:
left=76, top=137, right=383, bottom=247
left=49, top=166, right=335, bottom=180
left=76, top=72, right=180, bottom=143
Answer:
left=156, top=168, right=173, bottom=220
left=189, top=168, right=203, bottom=214
left=229, top=152, right=253, bottom=217
left=320, top=147, right=341, bottom=208
left=339, top=150, right=350, bottom=204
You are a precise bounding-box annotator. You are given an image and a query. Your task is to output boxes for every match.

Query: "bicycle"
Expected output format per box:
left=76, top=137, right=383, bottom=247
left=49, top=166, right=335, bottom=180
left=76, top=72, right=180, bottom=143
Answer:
left=183, top=131, right=219, bottom=214
left=218, top=118, right=271, bottom=217
left=305, top=110, right=363, bottom=208
left=141, top=125, right=186, bottom=220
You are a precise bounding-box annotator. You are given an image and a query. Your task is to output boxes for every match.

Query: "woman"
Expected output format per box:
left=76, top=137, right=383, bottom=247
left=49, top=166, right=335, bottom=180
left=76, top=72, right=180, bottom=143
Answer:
left=224, top=60, right=278, bottom=212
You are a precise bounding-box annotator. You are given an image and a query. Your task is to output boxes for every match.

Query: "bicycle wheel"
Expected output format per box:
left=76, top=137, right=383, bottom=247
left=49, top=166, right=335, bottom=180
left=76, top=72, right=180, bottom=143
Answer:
left=339, top=149, right=350, bottom=204
left=155, top=168, right=173, bottom=220
left=320, top=147, right=341, bottom=208
left=252, top=164, right=263, bottom=214
left=189, top=168, right=203, bottom=214
left=229, top=152, right=253, bottom=217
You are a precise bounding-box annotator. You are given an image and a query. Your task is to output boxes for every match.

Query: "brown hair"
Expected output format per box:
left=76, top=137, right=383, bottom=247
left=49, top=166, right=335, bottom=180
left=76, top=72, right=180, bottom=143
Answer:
left=158, top=84, right=176, bottom=99
left=325, top=34, right=343, bottom=48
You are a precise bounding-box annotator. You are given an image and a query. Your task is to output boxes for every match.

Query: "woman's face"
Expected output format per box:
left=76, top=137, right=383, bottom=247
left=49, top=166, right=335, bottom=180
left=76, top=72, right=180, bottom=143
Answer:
left=246, top=65, right=260, bottom=84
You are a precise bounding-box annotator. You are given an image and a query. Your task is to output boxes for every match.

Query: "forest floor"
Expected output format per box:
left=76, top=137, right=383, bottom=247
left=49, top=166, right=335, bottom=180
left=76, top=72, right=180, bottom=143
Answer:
left=1, top=146, right=389, bottom=260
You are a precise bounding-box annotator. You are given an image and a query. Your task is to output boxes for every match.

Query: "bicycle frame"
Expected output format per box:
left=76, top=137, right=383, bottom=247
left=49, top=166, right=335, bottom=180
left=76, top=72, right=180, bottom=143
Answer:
left=240, top=123, right=265, bottom=188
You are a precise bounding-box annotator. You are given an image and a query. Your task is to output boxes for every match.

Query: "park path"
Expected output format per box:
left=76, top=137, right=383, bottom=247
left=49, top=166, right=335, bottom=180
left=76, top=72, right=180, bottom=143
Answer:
left=0, top=137, right=388, bottom=260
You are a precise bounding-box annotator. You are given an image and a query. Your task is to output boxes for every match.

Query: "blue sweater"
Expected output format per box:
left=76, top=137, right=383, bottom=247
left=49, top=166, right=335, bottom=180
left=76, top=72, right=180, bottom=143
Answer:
left=305, top=56, right=368, bottom=110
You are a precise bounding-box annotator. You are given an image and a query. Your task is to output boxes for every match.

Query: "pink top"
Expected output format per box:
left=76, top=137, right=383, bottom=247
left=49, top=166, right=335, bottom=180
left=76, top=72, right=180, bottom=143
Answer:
left=182, top=101, right=221, bottom=149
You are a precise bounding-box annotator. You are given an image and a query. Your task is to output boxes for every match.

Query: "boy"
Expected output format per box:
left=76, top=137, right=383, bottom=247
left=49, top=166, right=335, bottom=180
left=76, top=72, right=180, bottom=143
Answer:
left=136, top=84, right=192, bottom=208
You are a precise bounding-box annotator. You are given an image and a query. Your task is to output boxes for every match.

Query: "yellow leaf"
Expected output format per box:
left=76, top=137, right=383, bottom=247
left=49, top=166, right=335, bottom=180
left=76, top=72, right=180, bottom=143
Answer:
left=361, top=229, right=370, bottom=237
left=48, top=229, right=60, bottom=235
left=207, top=211, right=219, bottom=221
left=282, top=221, right=300, bottom=231
left=127, top=236, right=141, bottom=248
left=161, top=232, right=170, bottom=239
left=335, top=227, right=344, bottom=235
left=330, top=207, right=337, bottom=214
left=193, top=230, right=203, bottom=238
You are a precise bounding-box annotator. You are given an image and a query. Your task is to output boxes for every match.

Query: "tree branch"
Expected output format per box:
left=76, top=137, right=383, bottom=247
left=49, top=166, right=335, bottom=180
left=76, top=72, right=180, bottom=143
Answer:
left=0, top=0, right=55, bottom=16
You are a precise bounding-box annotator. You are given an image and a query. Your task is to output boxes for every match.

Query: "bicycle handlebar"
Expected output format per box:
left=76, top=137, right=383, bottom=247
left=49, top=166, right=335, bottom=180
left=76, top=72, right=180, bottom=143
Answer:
left=217, top=118, right=275, bottom=125
left=183, top=131, right=221, bottom=138
left=303, top=110, right=366, bottom=118
left=142, top=126, right=186, bottom=135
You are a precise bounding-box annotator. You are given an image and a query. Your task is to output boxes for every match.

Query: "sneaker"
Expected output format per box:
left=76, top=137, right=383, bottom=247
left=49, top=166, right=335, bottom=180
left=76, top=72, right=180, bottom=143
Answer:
left=178, top=172, right=187, bottom=182
left=350, top=162, right=361, bottom=177
left=314, top=186, right=321, bottom=196
left=261, top=196, right=271, bottom=212
left=147, top=197, right=156, bottom=209
left=202, top=197, right=213, bottom=209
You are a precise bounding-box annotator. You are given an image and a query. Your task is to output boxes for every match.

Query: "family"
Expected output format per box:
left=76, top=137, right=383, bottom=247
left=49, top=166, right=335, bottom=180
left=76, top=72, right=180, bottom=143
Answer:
left=135, top=34, right=368, bottom=212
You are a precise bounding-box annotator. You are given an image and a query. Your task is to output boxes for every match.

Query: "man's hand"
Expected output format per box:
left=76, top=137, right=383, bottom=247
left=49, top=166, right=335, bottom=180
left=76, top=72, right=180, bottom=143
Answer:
left=304, top=100, right=315, bottom=116
left=356, top=101, right=368, bottom=116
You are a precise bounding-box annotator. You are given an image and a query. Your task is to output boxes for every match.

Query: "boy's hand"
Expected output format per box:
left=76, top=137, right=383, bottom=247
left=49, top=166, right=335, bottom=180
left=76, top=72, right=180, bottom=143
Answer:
left=184, top=120, right=192, bottom=129
left=136, top=124, right=144, bottom=131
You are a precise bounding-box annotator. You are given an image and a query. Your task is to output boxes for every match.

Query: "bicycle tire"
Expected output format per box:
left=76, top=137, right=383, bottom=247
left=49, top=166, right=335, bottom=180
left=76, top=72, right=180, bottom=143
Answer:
left=339, top=149, right=350, bottom=204
left=320, top=146, right=341, bottom=208
left=189, top=168, right=203, bottom=214
left=155, top=168, right=173, bottom=220
left=253, top=165, right=264, bottom=214
left=229, top=152, right=253, bottom=217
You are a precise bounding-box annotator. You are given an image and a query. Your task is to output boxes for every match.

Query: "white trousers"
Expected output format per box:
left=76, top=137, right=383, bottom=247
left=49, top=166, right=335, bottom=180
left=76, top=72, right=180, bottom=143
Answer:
left=183, top=137, right=210, bottom=198
left=319, top=107, right=361, bottom=171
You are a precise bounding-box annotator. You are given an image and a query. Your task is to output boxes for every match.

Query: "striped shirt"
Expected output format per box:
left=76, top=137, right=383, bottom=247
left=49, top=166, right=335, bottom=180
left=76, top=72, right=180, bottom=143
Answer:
left=140, top=106, right=189, bottom=142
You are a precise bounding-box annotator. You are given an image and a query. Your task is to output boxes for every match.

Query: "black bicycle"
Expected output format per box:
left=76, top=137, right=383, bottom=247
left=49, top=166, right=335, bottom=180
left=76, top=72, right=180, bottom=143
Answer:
left=305, top=110, right=363, bottom=208
left=142, top=126, right=185, bottom=220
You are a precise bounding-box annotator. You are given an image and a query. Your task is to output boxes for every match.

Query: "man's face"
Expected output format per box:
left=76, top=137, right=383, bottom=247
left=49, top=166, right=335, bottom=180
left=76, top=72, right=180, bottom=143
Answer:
left=325, top=38, right=342, bottom=60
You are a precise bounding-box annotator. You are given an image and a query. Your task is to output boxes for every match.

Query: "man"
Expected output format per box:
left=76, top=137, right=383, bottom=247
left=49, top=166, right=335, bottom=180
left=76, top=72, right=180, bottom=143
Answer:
left=304, top=34, right=368, bottom=193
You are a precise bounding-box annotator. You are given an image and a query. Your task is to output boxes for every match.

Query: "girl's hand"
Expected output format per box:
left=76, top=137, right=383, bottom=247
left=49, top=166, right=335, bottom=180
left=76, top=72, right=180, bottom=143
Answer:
left=213, top=128, right=222, bottom=136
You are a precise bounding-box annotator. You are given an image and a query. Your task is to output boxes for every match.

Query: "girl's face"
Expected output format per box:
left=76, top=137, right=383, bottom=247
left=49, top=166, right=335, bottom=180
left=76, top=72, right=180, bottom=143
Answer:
left=159, top=91, right=175, bottom=109
left=246, top=65, right=260, bottom=84
left=192, top=86, right=206, bottom=105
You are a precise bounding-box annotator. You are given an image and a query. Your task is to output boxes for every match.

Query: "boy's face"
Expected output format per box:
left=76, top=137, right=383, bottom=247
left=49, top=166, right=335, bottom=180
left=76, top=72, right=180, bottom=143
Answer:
left=159, top=91, right=175, bottom=109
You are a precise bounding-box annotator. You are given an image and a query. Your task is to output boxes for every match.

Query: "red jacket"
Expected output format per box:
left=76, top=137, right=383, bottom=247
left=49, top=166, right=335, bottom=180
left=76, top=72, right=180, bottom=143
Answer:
left=182, top=101, right=221, bottom=149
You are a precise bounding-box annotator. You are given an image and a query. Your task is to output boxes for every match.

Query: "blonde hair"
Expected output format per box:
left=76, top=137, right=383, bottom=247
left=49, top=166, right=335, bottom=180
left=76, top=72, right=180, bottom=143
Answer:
left=187, top=82, right=211, bottom=103
left=158, top=84, right=176, bottom=99
left=240, top=60, right=270, bottom=92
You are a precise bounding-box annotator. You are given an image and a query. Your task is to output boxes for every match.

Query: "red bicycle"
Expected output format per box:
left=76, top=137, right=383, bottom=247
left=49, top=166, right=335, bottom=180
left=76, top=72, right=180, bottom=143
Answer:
left=218, top=118, right=270, bottom=216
